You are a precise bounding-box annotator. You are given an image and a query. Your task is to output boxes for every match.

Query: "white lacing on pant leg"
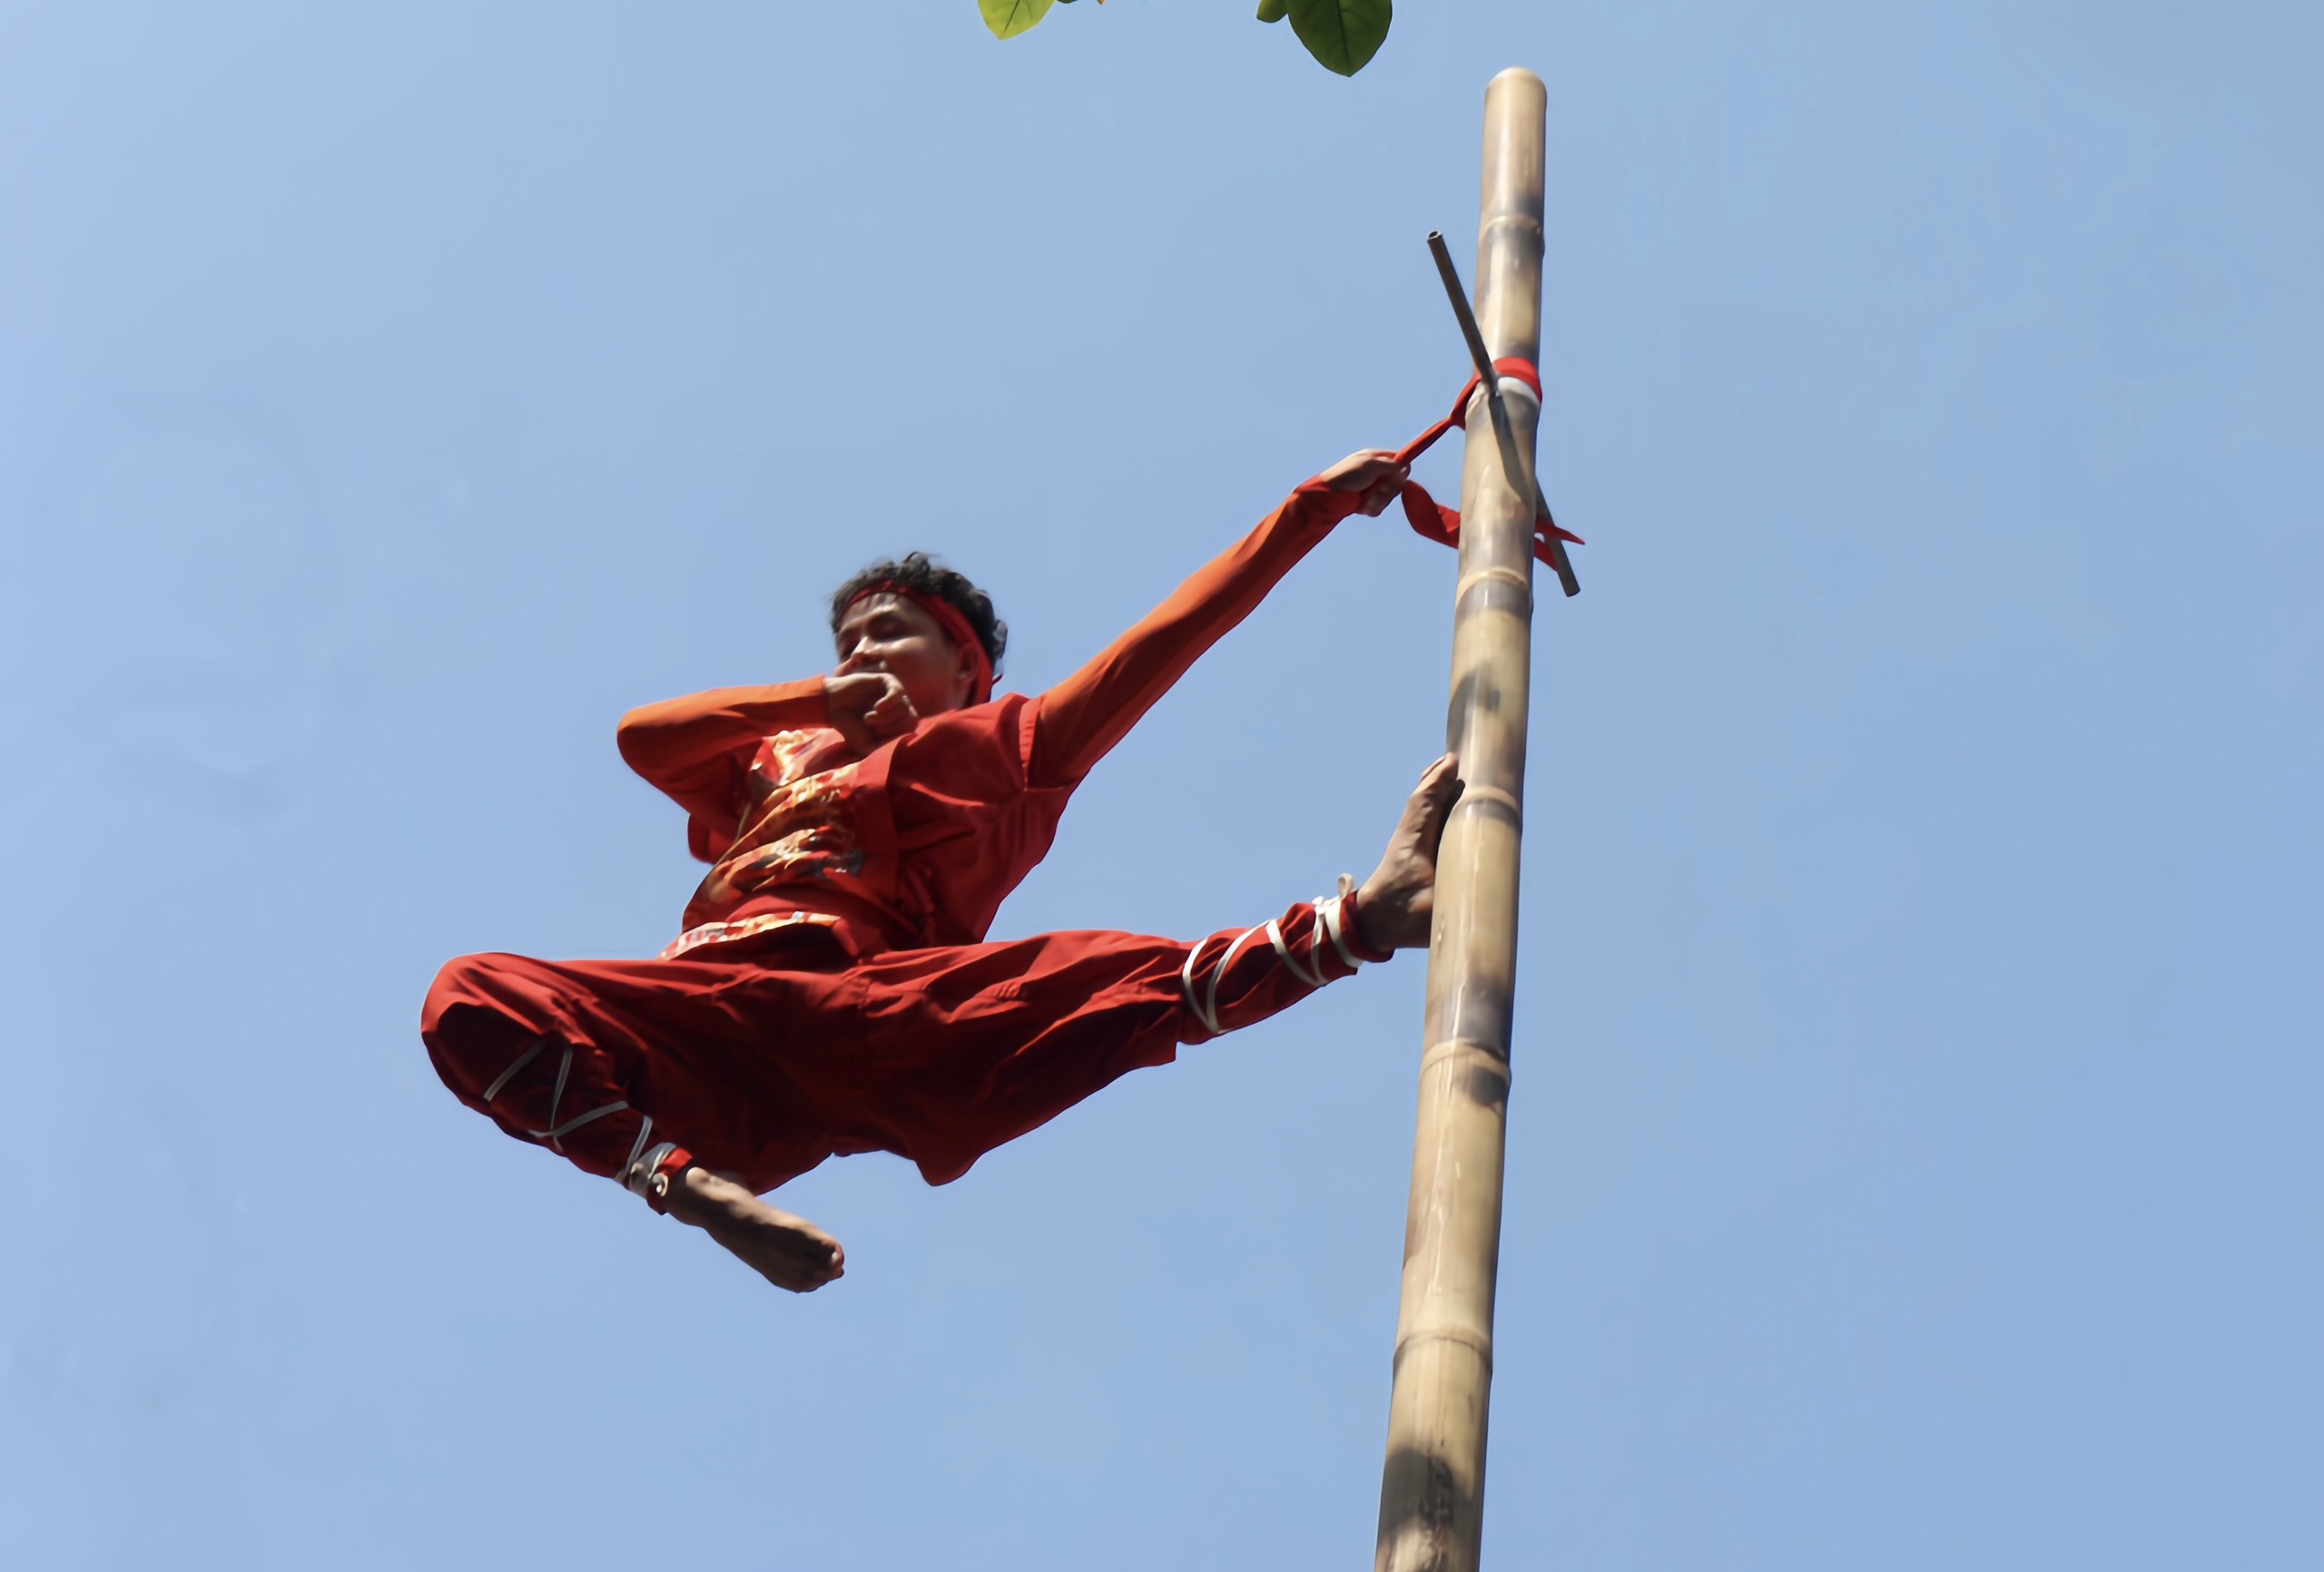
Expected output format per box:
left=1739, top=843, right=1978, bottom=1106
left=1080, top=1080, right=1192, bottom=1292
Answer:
left=623, top=1132, right=680, bottom=1200
left=1181, top=922, right=1270, bottom=1037
left=1179, top=943, right=1220, bottom=1036
left=620, top=1115, right=655, bottom=1184
left=1266, top=918, right=1326, bottom=988
left=480, top=1037, right=548, bottom=1105
left=541, top=1046, right=572, bottom=1134
left=518, top=1045, right=628, bottom=1151
left=1315, top=894, right=1364, bottom=971
left=1206, top=925, right=1270, bottom=1036
left=494, top=1038, right=640, bottom=1158
left=1183, top=892, right=1381, bottom=1037
left=529, top=1098, right=631, bottom=1151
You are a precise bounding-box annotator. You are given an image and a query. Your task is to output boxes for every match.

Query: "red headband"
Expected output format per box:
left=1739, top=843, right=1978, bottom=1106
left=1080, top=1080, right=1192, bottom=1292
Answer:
left=846, top=582, right=996, bottom=706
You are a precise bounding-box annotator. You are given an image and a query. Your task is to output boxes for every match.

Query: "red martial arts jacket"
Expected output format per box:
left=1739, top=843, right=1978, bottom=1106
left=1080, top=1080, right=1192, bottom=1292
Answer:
left=615, top=477, right=1367, bottom=961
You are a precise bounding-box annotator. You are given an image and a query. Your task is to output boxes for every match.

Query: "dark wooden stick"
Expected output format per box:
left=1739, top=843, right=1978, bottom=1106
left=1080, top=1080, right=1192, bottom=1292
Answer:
left=1427, top=231, right=1581, bottom=598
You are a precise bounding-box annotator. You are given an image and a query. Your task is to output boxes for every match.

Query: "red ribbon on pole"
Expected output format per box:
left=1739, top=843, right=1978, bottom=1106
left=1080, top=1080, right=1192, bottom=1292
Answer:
left=1393, top=357, right=1583, bottom=569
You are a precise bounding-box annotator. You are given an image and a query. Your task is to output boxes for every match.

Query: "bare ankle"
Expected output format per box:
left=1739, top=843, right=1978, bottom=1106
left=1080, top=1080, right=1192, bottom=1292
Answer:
left=1353, top=879, right=1427, bottom=951
left=656, top=1164, right=727, bottom=1223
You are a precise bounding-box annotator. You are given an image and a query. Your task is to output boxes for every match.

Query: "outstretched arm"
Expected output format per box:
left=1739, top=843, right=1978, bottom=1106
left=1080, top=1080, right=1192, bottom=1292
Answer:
left=1028, top=453, right=1407, bottom=789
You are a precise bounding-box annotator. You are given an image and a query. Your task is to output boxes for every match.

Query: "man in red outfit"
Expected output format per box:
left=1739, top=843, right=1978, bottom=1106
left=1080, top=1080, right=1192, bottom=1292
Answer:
left=422, top=450, right=1462, bottom=1292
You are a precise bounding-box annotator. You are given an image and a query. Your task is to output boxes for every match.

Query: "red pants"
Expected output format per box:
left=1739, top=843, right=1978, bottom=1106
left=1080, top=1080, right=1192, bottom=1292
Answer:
left=421, top=897, right=1380, bottom=1195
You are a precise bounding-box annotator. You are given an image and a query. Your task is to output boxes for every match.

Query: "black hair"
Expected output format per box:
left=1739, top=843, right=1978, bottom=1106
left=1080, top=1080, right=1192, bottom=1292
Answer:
left=829, top=552, right=1008, bottom=676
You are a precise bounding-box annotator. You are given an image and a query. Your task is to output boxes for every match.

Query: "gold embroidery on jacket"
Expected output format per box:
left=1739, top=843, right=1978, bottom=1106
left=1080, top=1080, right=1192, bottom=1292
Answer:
left=694, top=730, right=864, bottom=907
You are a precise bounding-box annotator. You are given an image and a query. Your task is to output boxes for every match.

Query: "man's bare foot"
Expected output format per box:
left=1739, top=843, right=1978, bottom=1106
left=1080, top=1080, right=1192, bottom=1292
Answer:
left=1354, top=754, right=1464, bottom=952
left=658, top=1165, right=846, bottom=1293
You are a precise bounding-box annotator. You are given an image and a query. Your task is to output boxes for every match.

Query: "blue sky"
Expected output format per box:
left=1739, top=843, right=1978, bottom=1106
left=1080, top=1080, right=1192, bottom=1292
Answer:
left=2, top=4, right=2318, bottom=1567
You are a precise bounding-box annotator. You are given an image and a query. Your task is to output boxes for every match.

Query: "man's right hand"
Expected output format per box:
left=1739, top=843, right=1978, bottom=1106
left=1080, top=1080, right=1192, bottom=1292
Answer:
left=824, top=671, right=919, bottom=752
left=1318, top=449, right=1411, bottom=517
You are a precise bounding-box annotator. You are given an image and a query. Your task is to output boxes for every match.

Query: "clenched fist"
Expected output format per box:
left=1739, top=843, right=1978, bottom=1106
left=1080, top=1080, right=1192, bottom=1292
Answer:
left=1317, top=449, right=1410, bottom=516
left=824, top=671, right=920, bottom=752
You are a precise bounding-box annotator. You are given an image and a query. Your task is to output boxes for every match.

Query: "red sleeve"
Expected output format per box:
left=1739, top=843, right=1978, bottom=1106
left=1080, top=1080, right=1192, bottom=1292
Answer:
left=615, top=679, right=829, bottom=831
left=1027, top=479, right=1365, bottom=788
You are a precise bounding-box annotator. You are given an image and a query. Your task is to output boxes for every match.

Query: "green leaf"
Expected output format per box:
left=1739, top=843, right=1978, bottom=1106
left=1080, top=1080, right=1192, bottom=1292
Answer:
left=1256, top=0, right=1288, bottom=21
left=980, top=0, right=1054, bottom=41
left=1287, top=0, right=1390, bottom=74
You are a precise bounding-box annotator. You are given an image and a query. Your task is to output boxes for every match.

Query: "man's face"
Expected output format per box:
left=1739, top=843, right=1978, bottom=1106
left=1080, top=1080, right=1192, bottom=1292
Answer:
left=833, top=593, right=977, bottom=719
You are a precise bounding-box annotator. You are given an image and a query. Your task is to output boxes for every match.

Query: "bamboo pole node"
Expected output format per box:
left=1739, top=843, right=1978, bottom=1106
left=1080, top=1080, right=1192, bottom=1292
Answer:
left=1417, top=1037, right=1515, bottom=1077
left=1390, top=1327, right=1497, bottom=1377
left=1453, top=565, right=1533, bottom=611
left=1451, top=782, right=1522, bottom=821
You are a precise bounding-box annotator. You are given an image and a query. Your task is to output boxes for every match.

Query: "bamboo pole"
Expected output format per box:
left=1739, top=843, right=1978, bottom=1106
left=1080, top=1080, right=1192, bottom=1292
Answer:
left=1374, top=68, right=1547, bottom=1572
